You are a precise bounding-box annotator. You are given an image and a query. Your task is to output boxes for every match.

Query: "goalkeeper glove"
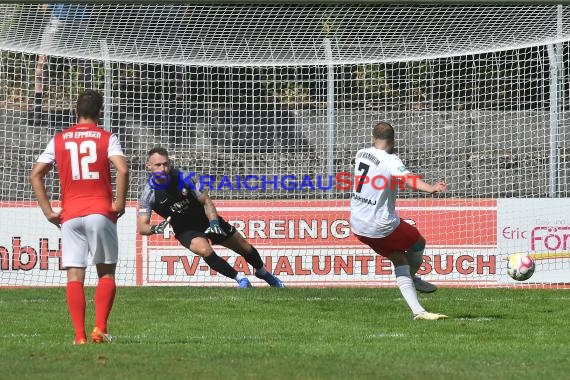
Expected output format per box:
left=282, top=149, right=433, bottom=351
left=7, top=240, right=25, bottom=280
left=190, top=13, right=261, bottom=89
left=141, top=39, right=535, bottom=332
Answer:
left=205, top=219, right=227, bottom=238
left=150, top=216, right=171, bottom=234
left=170, top=199, right=190, bottom=214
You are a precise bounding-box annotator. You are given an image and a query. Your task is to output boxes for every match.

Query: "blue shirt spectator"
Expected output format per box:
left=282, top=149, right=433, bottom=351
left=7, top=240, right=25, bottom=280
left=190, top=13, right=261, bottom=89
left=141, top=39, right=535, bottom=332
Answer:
left=47, top=4, right=90, bottom=22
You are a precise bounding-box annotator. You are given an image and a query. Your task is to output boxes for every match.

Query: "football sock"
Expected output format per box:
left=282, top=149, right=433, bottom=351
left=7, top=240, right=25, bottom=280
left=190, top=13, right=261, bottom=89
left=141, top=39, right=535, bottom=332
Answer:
left=255, top=266, right=268, bottom=276
left=203, top=251, right=238, bottom=279
left=66, top=281, right=86, bottom=341
left=406, top=250, right=424, bottom=276
left=94, top=277, right=116, bottom=332
left=242, top=247, right=264, bottom=270
left=394, top=265, right=425, bottom=315
left=235, top=272, right=245, bottom=282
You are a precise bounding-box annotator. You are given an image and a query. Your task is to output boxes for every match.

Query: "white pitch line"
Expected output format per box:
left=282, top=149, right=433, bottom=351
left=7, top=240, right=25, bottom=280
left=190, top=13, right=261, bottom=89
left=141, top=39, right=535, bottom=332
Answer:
left=217, top=207, right=496, bottom=212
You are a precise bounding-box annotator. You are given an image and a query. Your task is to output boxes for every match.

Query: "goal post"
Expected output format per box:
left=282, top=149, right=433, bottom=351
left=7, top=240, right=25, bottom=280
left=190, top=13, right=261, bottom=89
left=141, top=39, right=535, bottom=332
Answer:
left=0, top=3, right=569, bottom=287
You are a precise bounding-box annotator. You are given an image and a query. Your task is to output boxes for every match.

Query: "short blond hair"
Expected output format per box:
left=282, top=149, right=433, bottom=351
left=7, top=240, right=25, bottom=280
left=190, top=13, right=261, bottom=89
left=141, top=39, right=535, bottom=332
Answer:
left=372, top=121, right=394, bottom=141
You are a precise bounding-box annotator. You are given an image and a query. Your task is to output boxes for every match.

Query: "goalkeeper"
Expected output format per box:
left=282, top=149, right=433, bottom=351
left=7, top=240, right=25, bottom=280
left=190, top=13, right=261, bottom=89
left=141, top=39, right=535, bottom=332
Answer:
left=136, top=147, right=284, bottom=288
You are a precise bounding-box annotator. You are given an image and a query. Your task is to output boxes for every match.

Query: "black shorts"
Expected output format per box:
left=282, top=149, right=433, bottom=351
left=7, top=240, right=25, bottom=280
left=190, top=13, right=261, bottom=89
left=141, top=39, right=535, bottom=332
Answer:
left=175, top=217, right=237, bottom=247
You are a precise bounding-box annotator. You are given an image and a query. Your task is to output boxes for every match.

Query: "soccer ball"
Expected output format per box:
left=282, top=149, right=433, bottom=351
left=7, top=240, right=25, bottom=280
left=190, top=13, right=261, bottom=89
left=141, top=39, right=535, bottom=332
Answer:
left=506, top=253, right=535, bottom=281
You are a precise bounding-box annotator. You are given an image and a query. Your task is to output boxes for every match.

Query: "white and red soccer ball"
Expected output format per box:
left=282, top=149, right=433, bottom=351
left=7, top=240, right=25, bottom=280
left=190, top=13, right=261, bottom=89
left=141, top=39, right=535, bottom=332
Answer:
left=506, top=253, right=535, bottom=281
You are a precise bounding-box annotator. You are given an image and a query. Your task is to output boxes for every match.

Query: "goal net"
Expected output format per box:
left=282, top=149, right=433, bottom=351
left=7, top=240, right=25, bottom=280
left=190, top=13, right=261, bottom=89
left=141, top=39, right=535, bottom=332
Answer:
left=0, top=3, right=569, bottom=287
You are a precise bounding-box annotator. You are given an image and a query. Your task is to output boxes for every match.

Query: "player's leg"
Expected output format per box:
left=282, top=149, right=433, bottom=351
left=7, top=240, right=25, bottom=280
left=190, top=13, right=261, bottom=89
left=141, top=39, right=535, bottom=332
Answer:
left=396, top=219, right=437, bottom=293
left=218, top=224, right=284, bottom=288
left=355, top=231, right=447, bottom=320
left=388, top=252, right=445, bottom=320
left=92, top=262, right=116, bottom=343
left=30, top=54, right=47, bottom=126
left=386, top=251, right=428, bottom=316
left=66, top=267, right=87, bottom=344
left=406, top=236, right=425, bottom=276
left=61, top=218, right=89, bottom=344
left=76, top=21, right=93, bottom=90
left=32, top=22, right=50, bottom=126
left=406, top=235, right=437, bottom=293
left=182, top=231, right=251, bottom=288
left=87, top=215, right=118, bottom=343
left=31, top=17, right=61, bottom=126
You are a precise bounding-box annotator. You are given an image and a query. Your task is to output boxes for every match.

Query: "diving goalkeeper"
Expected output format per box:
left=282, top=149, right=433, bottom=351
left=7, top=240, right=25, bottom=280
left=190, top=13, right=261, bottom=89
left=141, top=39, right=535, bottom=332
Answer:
left=136, top=147, right=284, bottom=288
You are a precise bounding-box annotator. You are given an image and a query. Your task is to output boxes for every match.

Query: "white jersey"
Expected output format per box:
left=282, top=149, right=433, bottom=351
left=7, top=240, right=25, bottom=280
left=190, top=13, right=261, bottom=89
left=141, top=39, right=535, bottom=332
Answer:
left=349, top=147, right=410, bottom=238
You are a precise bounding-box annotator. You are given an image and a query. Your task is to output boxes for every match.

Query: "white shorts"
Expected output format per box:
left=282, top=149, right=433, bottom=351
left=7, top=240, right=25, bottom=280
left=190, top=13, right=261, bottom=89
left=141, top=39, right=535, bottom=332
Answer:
left=61, top=214, right=118, bottom=268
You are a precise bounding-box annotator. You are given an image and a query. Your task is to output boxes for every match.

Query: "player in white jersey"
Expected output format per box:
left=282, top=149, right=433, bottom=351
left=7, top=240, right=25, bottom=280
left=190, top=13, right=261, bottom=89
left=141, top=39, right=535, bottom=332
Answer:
left=350, top=121, right=448, bottom=320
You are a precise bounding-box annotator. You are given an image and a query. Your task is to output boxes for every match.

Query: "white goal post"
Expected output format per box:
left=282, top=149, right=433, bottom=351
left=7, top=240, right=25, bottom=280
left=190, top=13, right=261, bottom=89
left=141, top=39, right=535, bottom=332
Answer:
left=0, top=2, right=568, bottom=287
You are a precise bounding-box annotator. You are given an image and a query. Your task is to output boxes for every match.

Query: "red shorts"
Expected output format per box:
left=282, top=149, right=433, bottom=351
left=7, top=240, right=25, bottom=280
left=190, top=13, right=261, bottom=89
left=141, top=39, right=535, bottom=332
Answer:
left=354, top=218, right=421, bottom=257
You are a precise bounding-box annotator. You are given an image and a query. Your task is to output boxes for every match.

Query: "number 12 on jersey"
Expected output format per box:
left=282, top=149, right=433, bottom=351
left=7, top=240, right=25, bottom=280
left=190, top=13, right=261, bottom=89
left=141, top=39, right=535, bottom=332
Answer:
left=65, top=140, right=100, bottom=180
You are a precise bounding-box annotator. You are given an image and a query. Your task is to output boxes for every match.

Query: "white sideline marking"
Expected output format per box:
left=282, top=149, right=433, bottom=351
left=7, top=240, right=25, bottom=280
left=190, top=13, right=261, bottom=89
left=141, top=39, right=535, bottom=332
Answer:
left=0, top=333, right=41, bottom=338
left=218, top=206, right=496, bottom=212
left=148, top=296, right=382, bottom=302
left=127, top=335, right=265, bottom=342
left=20, top=298, right=50, bottom=303
left=483, top=296, right=570, bottom=302
left=368, top=333, right=405, bottom=338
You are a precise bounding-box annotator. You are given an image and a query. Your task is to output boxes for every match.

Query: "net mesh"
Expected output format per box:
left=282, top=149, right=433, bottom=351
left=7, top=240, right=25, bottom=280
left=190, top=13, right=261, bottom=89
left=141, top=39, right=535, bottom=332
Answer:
left=0, top=4, right=569, bottom=287
left=1, top=5, right=570, bottom=65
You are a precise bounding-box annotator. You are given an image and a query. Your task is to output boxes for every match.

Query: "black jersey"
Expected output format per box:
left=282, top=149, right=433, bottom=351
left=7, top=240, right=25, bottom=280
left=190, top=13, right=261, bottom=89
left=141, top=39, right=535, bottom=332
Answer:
left=138, top=168, right=210, bottom=234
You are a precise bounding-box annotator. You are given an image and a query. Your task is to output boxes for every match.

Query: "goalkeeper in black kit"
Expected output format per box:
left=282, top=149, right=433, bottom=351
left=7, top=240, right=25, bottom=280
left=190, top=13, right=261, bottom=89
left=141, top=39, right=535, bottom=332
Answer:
left=137, top=147, right=284, bottom=288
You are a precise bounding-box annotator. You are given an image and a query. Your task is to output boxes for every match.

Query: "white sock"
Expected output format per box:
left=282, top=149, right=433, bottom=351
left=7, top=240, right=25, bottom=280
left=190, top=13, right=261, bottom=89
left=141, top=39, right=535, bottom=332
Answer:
left=394, top=265, right=425, bottom=315
left=235, top=272, right=245, bottom=282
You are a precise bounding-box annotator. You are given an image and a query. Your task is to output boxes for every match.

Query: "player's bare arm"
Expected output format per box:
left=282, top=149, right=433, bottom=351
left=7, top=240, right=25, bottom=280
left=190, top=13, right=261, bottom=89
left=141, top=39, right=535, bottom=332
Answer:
left=29, top=162, right=61, bottom=227
left=197, top=189, right=227, bottom=237
left=405, top=173, right=448, bottom=193
left=109, top=154, right=129, bottom=216
left=197, top=188, right=220, bottom=222
left=136, top=214, right=153, bottom=235
left=137, top=213, right=171, bottom=235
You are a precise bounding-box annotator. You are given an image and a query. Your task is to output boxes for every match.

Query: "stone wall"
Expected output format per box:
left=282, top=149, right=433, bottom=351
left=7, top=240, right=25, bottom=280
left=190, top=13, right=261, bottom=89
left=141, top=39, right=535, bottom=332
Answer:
left=1, top=108, right=568, bottom=201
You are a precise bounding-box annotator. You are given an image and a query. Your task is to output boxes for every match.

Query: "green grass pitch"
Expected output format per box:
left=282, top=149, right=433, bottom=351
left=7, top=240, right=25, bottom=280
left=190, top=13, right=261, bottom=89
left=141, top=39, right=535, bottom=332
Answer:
left=2, top=287, right=570, bottom=380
